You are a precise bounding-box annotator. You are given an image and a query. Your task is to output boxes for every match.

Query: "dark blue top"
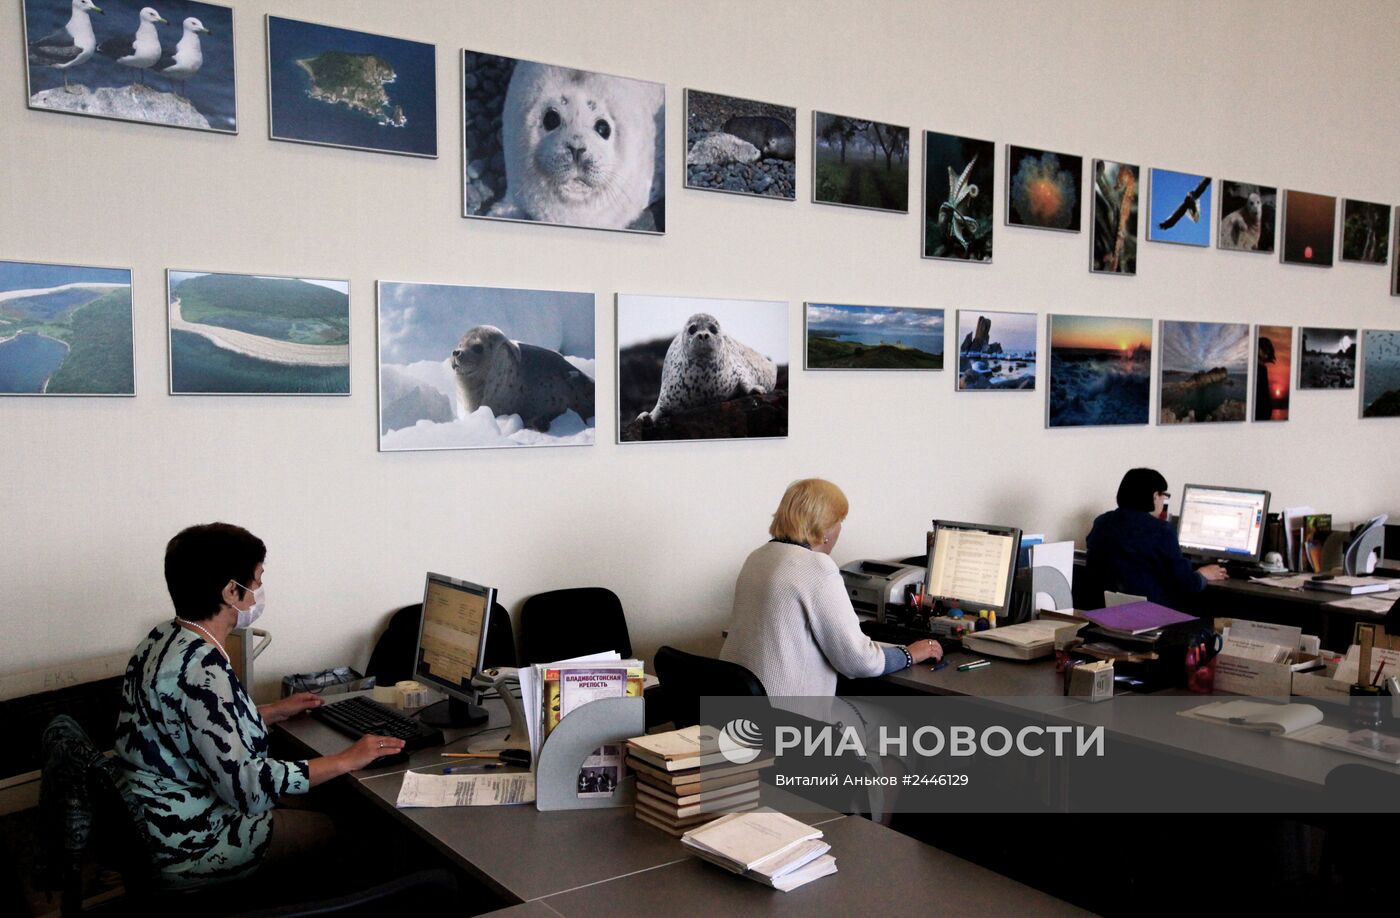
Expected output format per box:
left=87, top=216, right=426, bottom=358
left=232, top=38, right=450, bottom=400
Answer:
left=1085, top=508, right=1206, bottom=610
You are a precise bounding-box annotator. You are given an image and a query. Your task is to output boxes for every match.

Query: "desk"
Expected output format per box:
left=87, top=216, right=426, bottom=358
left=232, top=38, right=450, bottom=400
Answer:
left=1203, top=577, right=1393, bottom=650
left=276, top=698, right=1089, bottom=916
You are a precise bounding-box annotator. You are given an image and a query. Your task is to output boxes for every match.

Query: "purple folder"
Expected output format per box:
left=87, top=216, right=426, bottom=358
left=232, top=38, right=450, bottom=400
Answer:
left=1082, top=601, right=1198, bottom=635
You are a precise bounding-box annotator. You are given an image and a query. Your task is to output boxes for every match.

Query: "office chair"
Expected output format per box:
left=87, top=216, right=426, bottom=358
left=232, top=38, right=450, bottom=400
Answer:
left=519, top=587, right=632, bottom=664
left=652, top=646, right=766, bottom=729
left=365, top=600, right=517, bottom=686
left=230, top=869, right=459, bottom=917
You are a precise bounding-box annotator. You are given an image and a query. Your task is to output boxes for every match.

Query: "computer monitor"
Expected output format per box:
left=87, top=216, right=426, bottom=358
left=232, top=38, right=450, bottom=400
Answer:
left=1175, top=484, right=1271, bottom=564
left=921, top=520, right=1022, bottom=619
left=415, top=572, right=496, bottom=728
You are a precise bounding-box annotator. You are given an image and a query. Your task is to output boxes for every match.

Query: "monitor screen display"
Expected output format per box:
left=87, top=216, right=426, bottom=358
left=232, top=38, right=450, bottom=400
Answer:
left=415, top=573, right=493, bottom=700
left=924, top=521, right=1021, bottom=615
left=1176, top=485, right=1270, bottom=562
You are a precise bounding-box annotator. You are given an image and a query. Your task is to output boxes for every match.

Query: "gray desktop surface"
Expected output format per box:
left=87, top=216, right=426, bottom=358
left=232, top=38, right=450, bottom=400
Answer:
left=879, top=649, right=1079, bottom=712
left=535, top=813, right=1092, bottom=918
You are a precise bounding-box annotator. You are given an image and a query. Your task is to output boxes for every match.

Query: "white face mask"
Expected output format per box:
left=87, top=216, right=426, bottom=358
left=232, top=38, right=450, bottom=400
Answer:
left=232, top=581, right=265, bottom=630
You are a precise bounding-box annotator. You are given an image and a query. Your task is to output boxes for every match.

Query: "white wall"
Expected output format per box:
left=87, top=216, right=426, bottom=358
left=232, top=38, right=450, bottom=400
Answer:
left=5, top=0, right=1399, bottom=699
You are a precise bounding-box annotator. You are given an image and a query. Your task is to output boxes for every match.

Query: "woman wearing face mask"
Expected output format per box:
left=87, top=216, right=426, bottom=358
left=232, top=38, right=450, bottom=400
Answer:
left=1084, top=468, right=1227, bottom=610
left=113, top=522, right=404, bottom=889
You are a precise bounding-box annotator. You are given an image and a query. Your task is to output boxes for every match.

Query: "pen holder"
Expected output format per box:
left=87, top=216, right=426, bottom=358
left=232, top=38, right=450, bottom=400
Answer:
left=1348, top=684, right=1386, bottom=732
left=1185, top=656, right=1217, bottom=694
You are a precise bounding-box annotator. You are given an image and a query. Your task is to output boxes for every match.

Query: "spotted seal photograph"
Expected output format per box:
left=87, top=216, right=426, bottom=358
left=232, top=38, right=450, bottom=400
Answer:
left=617, top=294, right=787, bottom=443
left=462, top=50, right=665, bottom=234
left=684, top=89, right=795, bottom=200
left=377, top=281, right=595, bottom=451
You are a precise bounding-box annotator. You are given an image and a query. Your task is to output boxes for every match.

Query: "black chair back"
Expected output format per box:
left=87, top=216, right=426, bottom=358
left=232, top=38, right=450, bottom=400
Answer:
left=366, top=601, right=516, bottom=687
left=519, top=587, right=632, bottom=664
left=653, top=646, right=766, bottom=729
left=231, top=868, right=459, bottom=917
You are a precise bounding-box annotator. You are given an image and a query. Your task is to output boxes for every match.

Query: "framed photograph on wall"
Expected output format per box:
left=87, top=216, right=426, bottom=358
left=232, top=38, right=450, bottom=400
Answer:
left=1046, top=315, right=1152, bottom=428
left=462, top=50, right=665, bottom=233
left=812, top=111, right=910, bottom=213
left=1005, top=145, right=1082, bottom=232
left=924, top=130, right=994, bottom=262
left=1253, top=325, right=1292, bottom=422
left=1361, top=330, right=1400, bottom=418
left=1281, top=190, right=1336, bottom=267
left=1090, top=159, right=1139, bottom=274
left=377, top=281, right=595, bottom=450
left=805, top=303, right=944, bottom=370
left=618, top=294, right=787, bottom=442
left=684, top=89, right=795, bottom=200
left=1298, top=327, right=1356, bottom=389
left=23, top=0, right=236, bottom=133
left=0, top=258, right=134, bottom=396
left=1157, top=320, right=1249, bottom=424
left=1340, top=199, right=1390, bottom=265
left=955, top=310, right=1035, bottom=390
left=266, top=15, right=436, bottom=157
left=1217, top=181, right=1276, bottom=253
left=1147, top=169, right=1212, bottom=246
left=167, top=270, right=350, bottom=395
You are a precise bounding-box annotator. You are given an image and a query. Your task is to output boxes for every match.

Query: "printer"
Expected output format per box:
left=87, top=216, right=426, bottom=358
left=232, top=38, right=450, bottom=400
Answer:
left=840, top=560, right=925, bottom=621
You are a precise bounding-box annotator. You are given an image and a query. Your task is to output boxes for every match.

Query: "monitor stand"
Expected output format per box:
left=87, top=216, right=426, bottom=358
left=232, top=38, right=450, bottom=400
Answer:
left=418, top=696, right=489, bottom=728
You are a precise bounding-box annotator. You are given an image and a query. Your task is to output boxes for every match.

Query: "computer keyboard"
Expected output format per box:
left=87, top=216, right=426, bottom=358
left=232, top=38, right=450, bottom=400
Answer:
left=310, top=696, right=445, bottom=752
left=860, top=619, right=964, bottom=648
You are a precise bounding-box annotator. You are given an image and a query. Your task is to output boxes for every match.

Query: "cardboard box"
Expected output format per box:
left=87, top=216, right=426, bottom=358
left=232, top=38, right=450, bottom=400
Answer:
left=1214, top=650, right=1319, bottom=697
left=1291, top=659, right=1351, bottom=700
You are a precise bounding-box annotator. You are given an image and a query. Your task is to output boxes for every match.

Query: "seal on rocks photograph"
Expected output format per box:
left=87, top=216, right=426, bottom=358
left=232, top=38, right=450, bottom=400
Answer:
left=637, top=312, right=777, bottom=424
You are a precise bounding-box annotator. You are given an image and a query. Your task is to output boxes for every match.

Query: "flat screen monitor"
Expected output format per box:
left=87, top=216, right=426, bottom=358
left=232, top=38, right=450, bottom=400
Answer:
left=415, top=572, right=495, bottom=727
left=922, top=520, right=1022, bottom=619
left=1176, top=484, right=1271, bottom=564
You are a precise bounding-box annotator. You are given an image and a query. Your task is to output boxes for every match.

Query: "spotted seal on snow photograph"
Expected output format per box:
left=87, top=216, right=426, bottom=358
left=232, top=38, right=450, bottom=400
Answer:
left=452, top=325, right=594, bottom=431
left=638, top=312, right=777, bottom=423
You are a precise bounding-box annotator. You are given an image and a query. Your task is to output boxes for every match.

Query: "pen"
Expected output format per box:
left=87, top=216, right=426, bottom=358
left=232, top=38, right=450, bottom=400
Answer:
left=1371, top=660, right=1387, bottom=687
left=957, top=660, right=991, bottom=672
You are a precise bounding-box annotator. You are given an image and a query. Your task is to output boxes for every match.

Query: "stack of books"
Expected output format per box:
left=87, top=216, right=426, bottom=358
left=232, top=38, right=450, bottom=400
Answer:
left=626, top=725, right=772, bottom=836
left=681, top=810, right=837, bottom=892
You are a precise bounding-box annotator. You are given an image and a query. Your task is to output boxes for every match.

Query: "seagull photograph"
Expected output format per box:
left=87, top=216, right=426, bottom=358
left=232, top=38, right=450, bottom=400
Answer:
left=23, top=0, right=236, bottom=133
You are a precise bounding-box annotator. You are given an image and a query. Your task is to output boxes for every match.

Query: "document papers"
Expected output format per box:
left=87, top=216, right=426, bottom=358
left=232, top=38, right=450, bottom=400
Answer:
left=1180, top=700, right=1324, bottom=735
left=681, top=810, right=836, bottom=892
left=396, top=770, right=535, bottom=807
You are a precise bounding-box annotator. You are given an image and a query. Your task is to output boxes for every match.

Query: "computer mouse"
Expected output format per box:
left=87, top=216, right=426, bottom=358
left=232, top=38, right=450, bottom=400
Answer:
left=369, top=750, right=411, bottom=768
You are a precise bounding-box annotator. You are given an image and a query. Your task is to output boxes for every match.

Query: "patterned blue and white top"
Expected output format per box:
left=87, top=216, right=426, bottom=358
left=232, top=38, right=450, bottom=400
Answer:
left=114, top=620, right=310, bottom=888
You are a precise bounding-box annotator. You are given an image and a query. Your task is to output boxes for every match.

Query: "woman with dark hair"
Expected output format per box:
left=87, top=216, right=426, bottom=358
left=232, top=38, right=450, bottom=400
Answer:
left=113, top=523, right=404, bottom=889
left=1084, top=468, right=1227, bottom=609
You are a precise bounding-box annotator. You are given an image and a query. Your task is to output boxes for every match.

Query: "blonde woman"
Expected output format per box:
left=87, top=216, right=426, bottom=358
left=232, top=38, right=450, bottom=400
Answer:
left=720, top=479, right=940, bottom=696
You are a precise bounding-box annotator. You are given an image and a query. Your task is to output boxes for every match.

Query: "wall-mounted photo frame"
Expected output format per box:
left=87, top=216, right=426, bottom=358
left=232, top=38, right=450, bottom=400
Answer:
left=955, top=310, right=1035, bottom=390
left=1361, top=329, right=1400, bottom=418
left=167, top=269, right=350, bottom=395
left=1157, top=320, right=1250, bottom=424
left=377, top=281, right=595, bottom=451
left=266, top=15, right=436, bottom=157
left=462, top=50, right=665, bottom=233
left=1253, top=325, right=1292, bottom=422
left=1006, top=145, right=1082, bottom=232
left=1046, top=314, right=1151, bottom=428
left=683, top=89, right=795, bottom=200
left=23, top=0, right=236, bottom=133
left=924, top=130, right=994, bottom=262
left=1281, top=190, right=1336, bottom=267
left=0, top=258, right=134, bottom=396
left=1147, top=169, right=1212, bottom=246
left=1217, top=181, right=1276, bottom=254
left=812, top=111, right=909, bottom=213
left=1298, top=327, right=1356, bottom=389
left=618, top=294, right=787, bottom=442
left=1090, top=159, right=1139, bottom=274
left=805, top=303, right=944, bottom=370
left=1340, top=199, right=1390, bottom=265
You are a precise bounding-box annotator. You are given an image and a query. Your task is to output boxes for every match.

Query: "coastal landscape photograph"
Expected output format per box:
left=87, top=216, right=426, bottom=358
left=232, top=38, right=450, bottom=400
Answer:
left=1362, top=330, right=1400, bottom=418
left=267, top=15, right=436, bottom=157
left=377, top=281, right=595, bottom=451
left=0, top=259, right=133, bottom=395
left=1254, top=325, right=1293, bottom=421
left=956, top=310, right=1035, bottom=390
left=812, top=112, right=910, bottom=213
left=167, top=270, right=349, bottom=394
left=1046, top=315, right=1151, bottom=427
left=24, top=0, right=236, bottom=132
left=1158, top=320, right=1249, bottom=424
left=1298, top=327, right=1356, bottom=389
left=805, top=303, right=943, bottom=370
